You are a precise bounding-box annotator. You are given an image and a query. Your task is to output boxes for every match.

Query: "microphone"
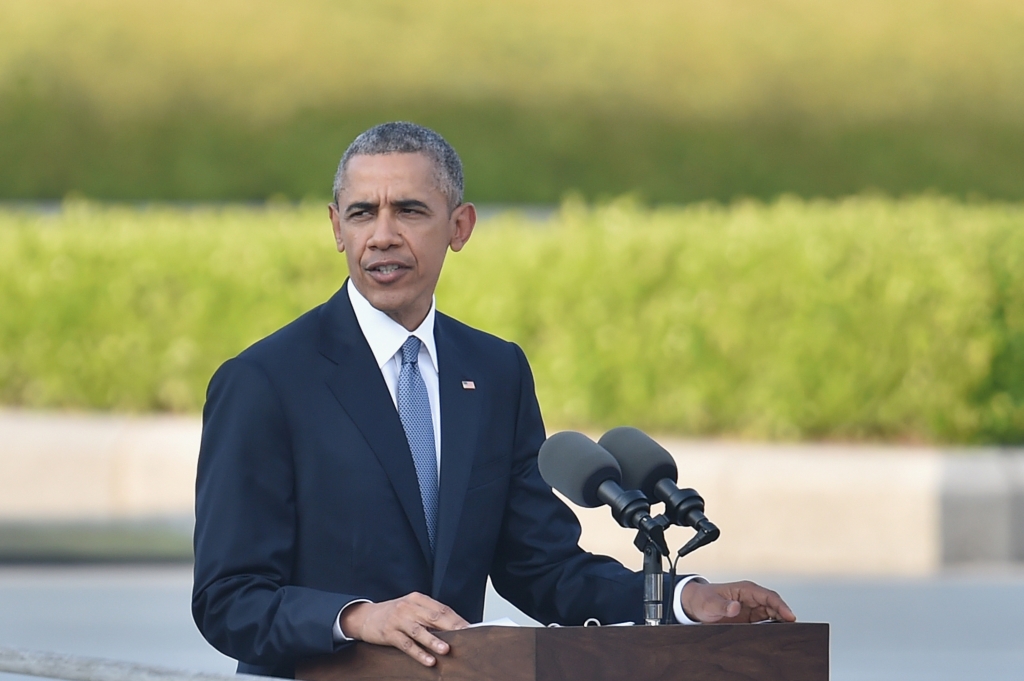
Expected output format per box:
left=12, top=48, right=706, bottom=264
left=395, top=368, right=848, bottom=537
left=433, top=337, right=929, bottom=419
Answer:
left=539, top=431, right=673, bottom=626
left=537, top=432, right=668, bottom=552
left=598, top=427, right=720, bottom=541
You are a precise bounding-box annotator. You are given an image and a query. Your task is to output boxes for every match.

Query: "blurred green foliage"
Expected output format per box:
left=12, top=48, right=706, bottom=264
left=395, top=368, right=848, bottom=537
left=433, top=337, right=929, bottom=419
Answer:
left=2, top=198, right=1022, bottom=443
left=0, top=203, right=338, bottom=411
left=1, top=0, right=1024, bottom=201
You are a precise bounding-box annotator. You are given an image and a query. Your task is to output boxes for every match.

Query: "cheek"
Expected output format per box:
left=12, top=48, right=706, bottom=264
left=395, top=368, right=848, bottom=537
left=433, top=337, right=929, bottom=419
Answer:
left=421, top=250, right=448, bottom=280
left=419, top=236, right=451, bottom=272
left=346, top=249, right=361, bottom=271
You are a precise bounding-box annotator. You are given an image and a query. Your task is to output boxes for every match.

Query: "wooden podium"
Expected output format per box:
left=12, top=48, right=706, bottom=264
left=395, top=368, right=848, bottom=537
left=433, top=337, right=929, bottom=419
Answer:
left=297, top=622, right=829, bottom=681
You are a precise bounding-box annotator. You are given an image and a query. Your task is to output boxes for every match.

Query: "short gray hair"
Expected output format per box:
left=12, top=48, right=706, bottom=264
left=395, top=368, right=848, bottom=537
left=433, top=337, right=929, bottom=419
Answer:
left=332, top=122, right=464, bottom=211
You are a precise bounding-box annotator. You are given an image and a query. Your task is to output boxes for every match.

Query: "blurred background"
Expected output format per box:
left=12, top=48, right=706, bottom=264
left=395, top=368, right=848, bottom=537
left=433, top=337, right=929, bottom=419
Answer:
left=3, top=0, right=1024, bottom=203
left=1, top=1, right=1023, bottom=680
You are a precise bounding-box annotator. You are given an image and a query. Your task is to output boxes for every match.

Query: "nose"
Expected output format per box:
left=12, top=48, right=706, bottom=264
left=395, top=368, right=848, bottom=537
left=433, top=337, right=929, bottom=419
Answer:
left=366, top=211, right=402, bottom=250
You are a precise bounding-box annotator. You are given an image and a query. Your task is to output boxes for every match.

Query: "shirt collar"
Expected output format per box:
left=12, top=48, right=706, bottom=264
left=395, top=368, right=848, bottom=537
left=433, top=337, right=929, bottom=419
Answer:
left=346, top=280, right=439, bottom=373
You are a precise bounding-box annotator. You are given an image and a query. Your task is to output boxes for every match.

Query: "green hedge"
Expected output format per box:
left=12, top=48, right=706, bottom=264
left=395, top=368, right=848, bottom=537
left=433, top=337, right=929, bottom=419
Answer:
left=3, top=0, right=1024, bottom=202
left=1, top=198, right=1023, bottom=443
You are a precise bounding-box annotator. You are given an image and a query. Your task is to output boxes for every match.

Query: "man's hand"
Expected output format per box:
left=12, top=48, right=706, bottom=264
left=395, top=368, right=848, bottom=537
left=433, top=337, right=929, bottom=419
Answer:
left=339, top=592, right=470, bottom=666
left=681, top=580, right=796, bottom=624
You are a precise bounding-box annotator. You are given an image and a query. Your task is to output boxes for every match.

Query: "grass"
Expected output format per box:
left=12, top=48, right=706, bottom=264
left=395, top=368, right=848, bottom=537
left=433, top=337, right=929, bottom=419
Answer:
left=1, top=0, right=1023, bottom=201
left=1, top=198, right=1022, bottom=444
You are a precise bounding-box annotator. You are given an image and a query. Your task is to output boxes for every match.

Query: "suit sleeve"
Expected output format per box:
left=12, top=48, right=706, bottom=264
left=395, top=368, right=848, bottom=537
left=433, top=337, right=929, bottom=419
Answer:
left=487, top=344, right=647, bottom=625
left=191, top=357, right=355, bottom=666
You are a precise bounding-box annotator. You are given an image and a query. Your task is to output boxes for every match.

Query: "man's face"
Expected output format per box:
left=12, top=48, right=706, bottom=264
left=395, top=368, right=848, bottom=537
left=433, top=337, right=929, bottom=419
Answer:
left=329, top=153, right=475, bottom=330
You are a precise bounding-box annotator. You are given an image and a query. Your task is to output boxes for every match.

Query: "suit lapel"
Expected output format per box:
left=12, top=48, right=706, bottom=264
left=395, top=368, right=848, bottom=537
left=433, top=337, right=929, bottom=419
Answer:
left=431, top=314, right=482, bottom=596
left=318, top=283, right=433, bottom=568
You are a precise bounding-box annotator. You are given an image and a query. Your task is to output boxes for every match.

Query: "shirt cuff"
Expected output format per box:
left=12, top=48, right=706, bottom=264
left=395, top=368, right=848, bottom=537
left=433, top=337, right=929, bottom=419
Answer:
left=673, top=575, right=708, bottom=624
left=332, top=599, right=373, bottom=642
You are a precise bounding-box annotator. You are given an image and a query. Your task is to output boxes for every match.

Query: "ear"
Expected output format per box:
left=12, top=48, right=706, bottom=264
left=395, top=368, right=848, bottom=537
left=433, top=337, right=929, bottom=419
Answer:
left=328, top=203, right=345, bottom=253
left=448, top=202, right=477, bottom=252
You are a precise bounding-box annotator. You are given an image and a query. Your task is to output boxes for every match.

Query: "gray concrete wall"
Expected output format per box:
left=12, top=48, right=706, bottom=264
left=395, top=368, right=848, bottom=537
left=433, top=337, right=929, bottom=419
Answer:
left=2, top=409, right=1022, bottom=574
left=0, top=410, right=199, bottom=560
left=940, top=452, right=1024, bottom=565
left=572, top=439, right=1024, bottom=576
left=0, top=410, right=199, bottom=520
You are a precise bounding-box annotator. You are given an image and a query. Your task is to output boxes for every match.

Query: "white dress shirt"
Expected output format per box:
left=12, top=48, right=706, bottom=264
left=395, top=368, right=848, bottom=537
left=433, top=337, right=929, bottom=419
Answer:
left=347, top=282, right=442, bottom=475
left=333, top=282, right=700, bottom=639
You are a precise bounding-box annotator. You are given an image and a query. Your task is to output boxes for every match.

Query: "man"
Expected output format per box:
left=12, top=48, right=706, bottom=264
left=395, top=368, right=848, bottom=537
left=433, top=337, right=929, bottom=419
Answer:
left=192, top=122, right=794, bottom=677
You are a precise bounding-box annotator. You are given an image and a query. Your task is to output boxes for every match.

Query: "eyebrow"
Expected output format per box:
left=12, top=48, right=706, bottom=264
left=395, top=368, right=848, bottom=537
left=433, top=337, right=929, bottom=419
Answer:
left=343, top=198, right=433, bottom=214
left=343, top=200, right=378, bottom=214
left=392, top=199, right=432, bottom=212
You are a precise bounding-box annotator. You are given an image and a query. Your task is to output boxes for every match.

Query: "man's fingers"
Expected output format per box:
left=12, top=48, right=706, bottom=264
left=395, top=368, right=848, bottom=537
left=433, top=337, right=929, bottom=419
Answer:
left=350, top=593, right=470, bottom=667
left=768, top=602, right=796, bottom=622
left=417, top=596, right=471, bottom=632
left=732, top=582, right=797, bottom=622
left=764, top=590, right=796, bottom=622
left=403, top=621, right=451, bottom=660
left=683, top=580, right=797, bottom=624
left=383, top=601, right=447, bottom=667
left=388, top=630, right=437, bottom=667
left=399, top=598, right=468, bottom=663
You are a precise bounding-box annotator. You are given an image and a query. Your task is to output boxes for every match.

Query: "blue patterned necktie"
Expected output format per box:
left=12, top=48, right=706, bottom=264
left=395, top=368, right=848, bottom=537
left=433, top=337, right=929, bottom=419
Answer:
left=397, top=336, right=439, bottom=553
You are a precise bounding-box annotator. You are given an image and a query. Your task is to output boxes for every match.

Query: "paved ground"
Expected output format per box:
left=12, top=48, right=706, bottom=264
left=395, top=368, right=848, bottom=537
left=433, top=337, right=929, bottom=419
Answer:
left=0, top=566, right=1022, bottom=681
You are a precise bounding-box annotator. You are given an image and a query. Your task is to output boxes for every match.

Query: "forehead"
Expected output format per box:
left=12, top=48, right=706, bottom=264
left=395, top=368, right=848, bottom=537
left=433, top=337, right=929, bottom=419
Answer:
left=340, top=153, right=442, bottom=201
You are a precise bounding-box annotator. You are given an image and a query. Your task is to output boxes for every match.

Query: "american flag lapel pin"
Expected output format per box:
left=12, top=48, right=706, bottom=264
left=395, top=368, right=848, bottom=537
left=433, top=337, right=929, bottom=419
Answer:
left=462, top=380, right=476, bottom=390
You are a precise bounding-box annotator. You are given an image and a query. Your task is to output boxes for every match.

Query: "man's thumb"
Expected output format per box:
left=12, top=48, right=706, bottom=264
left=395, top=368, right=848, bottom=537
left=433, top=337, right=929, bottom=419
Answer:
left=698, top=590, right=741, bottom=622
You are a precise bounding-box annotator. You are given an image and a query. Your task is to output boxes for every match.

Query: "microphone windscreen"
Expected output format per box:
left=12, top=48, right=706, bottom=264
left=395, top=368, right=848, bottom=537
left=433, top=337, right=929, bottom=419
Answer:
left=598, top=427, right=678, bottom=499
left=538, top=431, right=622, bottom=508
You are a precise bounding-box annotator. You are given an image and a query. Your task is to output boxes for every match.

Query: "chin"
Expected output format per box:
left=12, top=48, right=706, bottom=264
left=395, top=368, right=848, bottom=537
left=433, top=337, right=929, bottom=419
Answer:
left=364, top=291, right=405, bottom=314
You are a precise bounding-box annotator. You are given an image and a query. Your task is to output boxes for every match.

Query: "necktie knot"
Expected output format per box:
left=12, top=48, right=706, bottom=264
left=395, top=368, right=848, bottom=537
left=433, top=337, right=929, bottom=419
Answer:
left=401, top=336, right=421, bottom=366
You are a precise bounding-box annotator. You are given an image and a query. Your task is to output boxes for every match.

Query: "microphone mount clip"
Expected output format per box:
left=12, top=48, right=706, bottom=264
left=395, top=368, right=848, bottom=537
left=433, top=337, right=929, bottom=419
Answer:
left=632, top=514, right=671, bottom=627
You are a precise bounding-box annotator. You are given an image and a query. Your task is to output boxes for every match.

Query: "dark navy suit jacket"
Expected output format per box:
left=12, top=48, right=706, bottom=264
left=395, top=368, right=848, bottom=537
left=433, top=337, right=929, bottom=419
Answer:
left=192, top=283, right=646, bottom=677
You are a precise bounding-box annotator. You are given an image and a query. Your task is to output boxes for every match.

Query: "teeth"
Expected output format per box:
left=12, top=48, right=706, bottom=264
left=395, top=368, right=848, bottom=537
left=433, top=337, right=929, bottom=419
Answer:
left=374, top=264, right=400, bottom=274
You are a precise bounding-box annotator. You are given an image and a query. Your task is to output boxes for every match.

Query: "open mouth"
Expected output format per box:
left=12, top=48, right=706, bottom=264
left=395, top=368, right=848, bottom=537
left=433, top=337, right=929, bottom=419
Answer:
left=365, top=262, right=409, bottom=282
left=371, top=264, right=402, bottom=275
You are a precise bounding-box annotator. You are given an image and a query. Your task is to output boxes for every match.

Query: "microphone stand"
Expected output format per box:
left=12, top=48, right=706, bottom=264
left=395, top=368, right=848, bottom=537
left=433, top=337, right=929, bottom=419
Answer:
left=632, top=514, right=671, bottom=626
left=595, top=481, right=673, bottom=626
